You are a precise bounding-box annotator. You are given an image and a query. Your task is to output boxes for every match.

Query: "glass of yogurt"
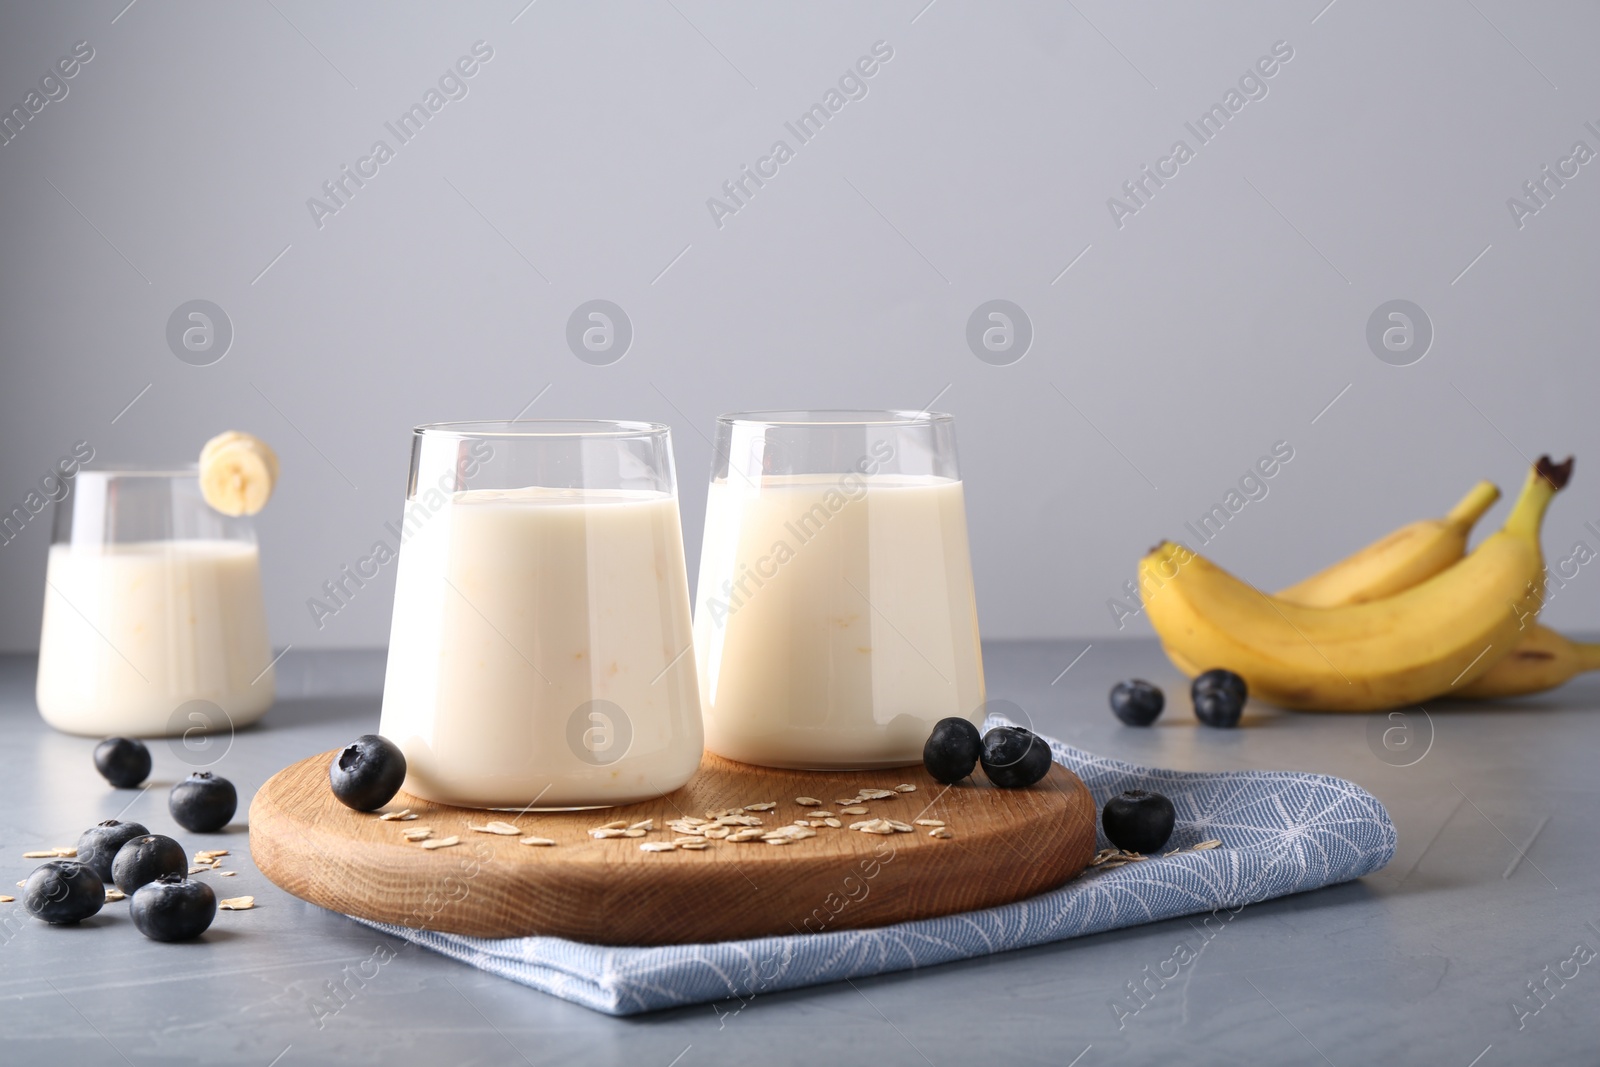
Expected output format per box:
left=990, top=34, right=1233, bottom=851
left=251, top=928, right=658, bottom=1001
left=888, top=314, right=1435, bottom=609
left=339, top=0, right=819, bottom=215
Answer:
left=378, top=421, right=704, bottom=809
left=36, top=467, right=276, bottom=737
left=694, top=410, right=985, bottom=769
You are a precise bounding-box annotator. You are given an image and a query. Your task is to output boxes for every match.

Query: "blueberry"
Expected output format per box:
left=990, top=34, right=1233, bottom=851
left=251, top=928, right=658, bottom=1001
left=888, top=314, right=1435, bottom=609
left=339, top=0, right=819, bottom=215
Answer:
left=328, top=734, right=408, bottom=812
left=1110, top=680, right=1164, bottom=726
left=1193, top=686, right=1245, bottom=728
left=94, top=737, right=151, bottom=788
left=23, top=860, right=105, bottom=924
left=922, top=717, right=983, bottom=784
left=979, top=726, right=1053, bottom=789
left=1101, top=790, right=1176, bottom=854
left=169, top=772, right=238, bottom=833
left=76, top=820, right=151, bottom=882
left=1192, top=668, right=1246, bottom=704
left=130, top=874, right=217, bottom=942
left=112, top=834, right=187, bottom=895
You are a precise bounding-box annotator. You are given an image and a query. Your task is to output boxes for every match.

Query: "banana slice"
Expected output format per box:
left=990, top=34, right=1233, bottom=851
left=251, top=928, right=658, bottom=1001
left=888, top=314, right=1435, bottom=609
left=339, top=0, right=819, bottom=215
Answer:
left=199, top=431, right=279, bottom=516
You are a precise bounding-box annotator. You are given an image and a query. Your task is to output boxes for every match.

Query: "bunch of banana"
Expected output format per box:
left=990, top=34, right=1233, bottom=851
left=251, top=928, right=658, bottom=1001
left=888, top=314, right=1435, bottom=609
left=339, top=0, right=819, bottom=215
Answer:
left=1142, top=456, right=1574, bottom=712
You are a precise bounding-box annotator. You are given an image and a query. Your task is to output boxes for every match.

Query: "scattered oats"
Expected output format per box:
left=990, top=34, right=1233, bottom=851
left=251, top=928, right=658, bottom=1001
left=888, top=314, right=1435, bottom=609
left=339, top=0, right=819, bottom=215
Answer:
left=840, top=805, right=868, bottom=815
left=187, top=866, right=208, bottom=875
left=220, top=871, right=238, bottom=876
left=795, top=797, right=821, bottom=806
left=589, top=828, right=629, bottom=839
left=402, top=829, right=434, bottom=842
left=856, top=788, right=897, bottom=801
left=895, top=784, right=917, bottom=793
left=22, top=851, right=56, bottom=859
left=823, top=818, right=842, bottom=828
left=0, top=896, right=12, bottom=904
left=765, top=837, right=791, bottom=845
left=836, top=798, right=858, bottom=806
left=681, top=816, right=709, bottom=826
left=808, top=810, right=834, bottom=818
left=702, top=826, right=732, bottom=840
left=218, top=896, right=256, bottom=910
left=851, top=819, right=895, bottom=836
left=629, top=818, right=655, bottom=831
left=195, top=849, right=230, bottom=860
left=13, top=881, right=24, bottom=888
left=103, top=888, right=125, bottom=902
left=743, top=802, right=776, bottom=812
left=520, top=837, right=557, bottom=847
left=420, top=836, right=461, bottom=850
left=52, top=847, right=77, bottom=857
left=623, top=828, right=648, bottom=838
left=886, top=820, right=914, bottom=833
left=727, top=828, right=766, bottom=842
left=640, top=842, right=676, bottom=852
left=807, top=820, right=828, bottom=828
left=678, top=841, right=711, bottom=851
left=794, top=819, right=811, bottom=827
left=378, top=808, right=411, bottom=821
left=914, top=819, right=944, bottom=827
left=718, top=814, right=764, bottom=827
left=1192, top=840, right=1222, bottom=851
left=467, top=821, right=522, bottom=836
left=929, top=827, right=953, bottom=839
left=599, top=820, right=630, bottom=830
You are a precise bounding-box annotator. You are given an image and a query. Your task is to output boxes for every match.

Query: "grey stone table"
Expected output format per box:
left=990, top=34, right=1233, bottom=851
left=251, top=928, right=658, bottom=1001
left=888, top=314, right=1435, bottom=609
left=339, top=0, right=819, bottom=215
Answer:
left=1, top=641, right=1597, bottom=1066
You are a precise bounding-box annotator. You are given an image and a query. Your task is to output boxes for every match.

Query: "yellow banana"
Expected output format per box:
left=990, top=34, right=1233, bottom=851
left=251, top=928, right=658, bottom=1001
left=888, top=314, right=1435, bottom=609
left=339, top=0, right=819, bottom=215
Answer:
left=1275, top=481, right=1501, bottom=606
left=1267, top=476, right=1598, bottom=700
left=1452, top=624, right=1600, bottom=699
left=199, top=430, right=279, bottom=516
left=1142, top=457, right=1571, bottom=712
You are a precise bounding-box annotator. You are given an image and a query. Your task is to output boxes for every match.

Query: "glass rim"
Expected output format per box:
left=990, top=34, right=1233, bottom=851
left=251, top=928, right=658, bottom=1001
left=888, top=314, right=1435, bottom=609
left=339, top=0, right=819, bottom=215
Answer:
left=76, top=464, right=200, bottom=478
left=415, top=419, right=671, bottom=439
left=716, top=409, right=952, bottom=427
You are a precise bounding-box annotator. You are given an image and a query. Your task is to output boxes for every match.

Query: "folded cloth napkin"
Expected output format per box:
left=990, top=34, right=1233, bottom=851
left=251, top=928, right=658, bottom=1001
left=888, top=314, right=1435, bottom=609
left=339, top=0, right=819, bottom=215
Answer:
left=354, top=717, right=1396, bottom=1016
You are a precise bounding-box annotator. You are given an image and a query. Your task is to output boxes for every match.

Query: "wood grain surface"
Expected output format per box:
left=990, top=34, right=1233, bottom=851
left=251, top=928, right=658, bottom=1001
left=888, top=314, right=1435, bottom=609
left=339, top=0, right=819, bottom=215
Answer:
left=250, top=751, right=1096, bottom=945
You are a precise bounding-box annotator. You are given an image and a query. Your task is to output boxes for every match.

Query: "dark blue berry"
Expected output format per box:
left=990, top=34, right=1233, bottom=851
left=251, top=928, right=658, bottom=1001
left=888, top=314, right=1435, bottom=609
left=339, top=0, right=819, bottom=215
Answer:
left=94, top=737, right=151, bottom=788
left=979, top=726, right=1053, bottom=789
left=1193, top=686, right=1244, bottom=728
left=112, top=834, right=187, bottom=895
left=23, top=860, right=105, bottom=924
left=1192, top=669, right=1246, bottom=704
left=922, top=717, right=982, bottom=784
left=1110, top=680, right=1164, bottom=726
left=1101, top=790, right=1176, bottom=854
left=76, top=820, right=150, bottom=882
left=130, top=874, right=216, bottom=942
left=169, top=772, right=237, bottom=833
left=329, top=735, right=408, bottom=812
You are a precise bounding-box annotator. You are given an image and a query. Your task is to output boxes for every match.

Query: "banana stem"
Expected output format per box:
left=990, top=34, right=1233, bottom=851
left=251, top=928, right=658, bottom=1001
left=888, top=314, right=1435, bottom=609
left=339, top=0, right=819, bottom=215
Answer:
left=1503, top=456, right=1574, bottom=540
left=1445, top=480, right=1502, bottom=529
left=1576, top=642, right=1600, bottom=673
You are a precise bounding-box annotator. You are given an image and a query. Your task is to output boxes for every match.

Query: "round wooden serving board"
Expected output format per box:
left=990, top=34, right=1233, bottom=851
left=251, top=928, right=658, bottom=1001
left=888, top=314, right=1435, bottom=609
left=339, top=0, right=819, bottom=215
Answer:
left=250, top=751, right=1096, bottom=945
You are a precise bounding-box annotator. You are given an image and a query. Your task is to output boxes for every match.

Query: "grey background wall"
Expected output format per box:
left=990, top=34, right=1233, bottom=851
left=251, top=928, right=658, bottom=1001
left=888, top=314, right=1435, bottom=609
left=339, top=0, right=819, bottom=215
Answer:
left=3, top=0, right=1599, bottom=652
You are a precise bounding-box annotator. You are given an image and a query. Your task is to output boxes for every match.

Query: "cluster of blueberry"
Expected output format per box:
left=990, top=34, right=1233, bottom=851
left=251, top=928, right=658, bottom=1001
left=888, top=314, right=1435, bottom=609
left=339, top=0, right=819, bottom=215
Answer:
left=1109, top=669, right=1248, bottom=729
left=21, top=738, right=240, bottom=940
left=921, top=718, right=1052, bottom=789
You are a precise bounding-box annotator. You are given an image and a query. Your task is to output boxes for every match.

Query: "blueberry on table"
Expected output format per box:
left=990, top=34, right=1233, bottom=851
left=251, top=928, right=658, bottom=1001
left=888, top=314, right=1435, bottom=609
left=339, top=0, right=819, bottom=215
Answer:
left=1100, top=790, right=1176, bottom=854
left=328, top=734, right=408, bottom=812
left=1192, top=685, right=1245, bottom=729
left=1110, top=680, right=1165, bottom=726
left=979, top=726, right=1053, bottom=788
left=23, top=860, right=105, bottom=924
left=169, top=772, right=238, bottom=833
left=130, top=874, right=217, bottom=942
left=94, top=737, right=151, bottom=788
left=923, top=717, right=983, bottom=783
left=76, top=819, right=151, bottom=882
left=1192, top=668, right=1247, bottom=704
left=112, top=834, right=187, bottom=895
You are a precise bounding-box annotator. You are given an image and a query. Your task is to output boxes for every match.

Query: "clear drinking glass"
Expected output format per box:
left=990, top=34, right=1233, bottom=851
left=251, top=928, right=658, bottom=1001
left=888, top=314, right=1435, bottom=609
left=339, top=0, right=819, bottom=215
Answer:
left=694, top=410, right=985, bottom=769
left=36, top=467, right=276, bottom=737
left=378, top=421, right=703, bottom=809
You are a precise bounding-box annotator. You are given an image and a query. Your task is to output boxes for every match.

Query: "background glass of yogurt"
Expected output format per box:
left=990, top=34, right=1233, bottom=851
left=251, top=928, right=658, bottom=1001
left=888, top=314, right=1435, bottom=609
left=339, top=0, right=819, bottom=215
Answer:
left=378, top=420, right=703, bottom=809
left=36, top=467, right=276, bottom=737
left=694, top=410, right=985, bottom=769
